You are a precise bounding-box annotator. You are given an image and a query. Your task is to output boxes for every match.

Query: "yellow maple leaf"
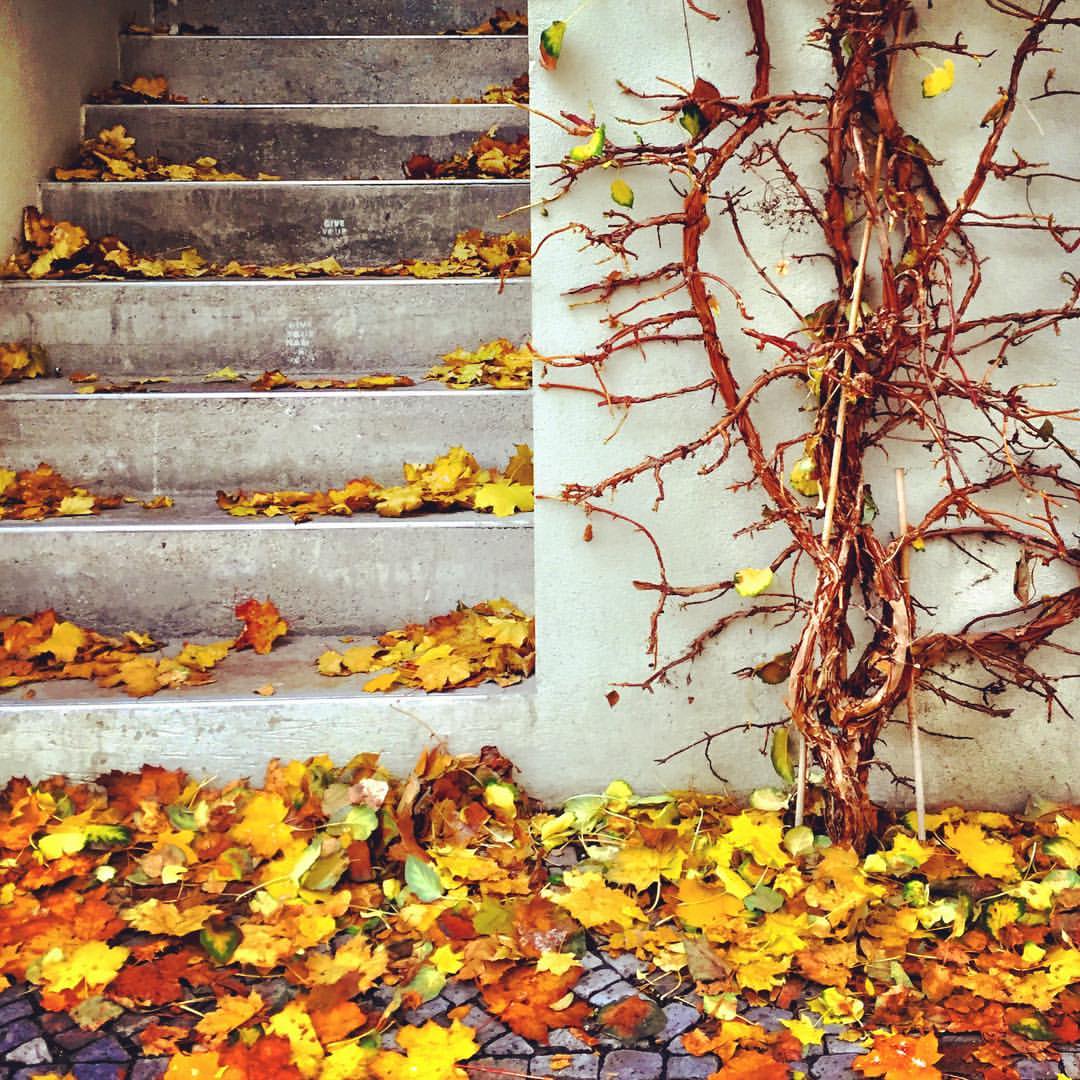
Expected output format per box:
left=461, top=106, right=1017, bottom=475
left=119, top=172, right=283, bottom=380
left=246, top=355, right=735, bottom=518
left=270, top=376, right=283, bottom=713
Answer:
left=922, top=58, right=955, bottom=99
left=28, top=621, right=86, bottom=663
left=550, top=869, right=647, bottom=930
left=176, top=640, right=232, bottom=671
left=431, top=943, right=464, bottom=975
left=39, top=942, right=130, bottom=993
left=723, top=811, right=791, bottom=868
left=322, top=1043, right=377, bottom=1080
left=370, top=1019, right=478, bottom=1080
left=473, top=479, right=534, bottom=517
left=56, top=493, right=95, bottom=516
left=537, top=951, right=581, bottom=975
left=122, top=899, right=220, bottom=936
left=944, top=822, right=1019, bottom=881
left=193, top=991, right=264, bottom=1042
left=782, top=1013, right=826, bottom=1048
left=264, top=1001, right=324, bottom=1077
left=605, top=843, right=685, bottom=891
left=674, top=877, right=744, bottom=933
left=231, top=791, right=294, bottom=858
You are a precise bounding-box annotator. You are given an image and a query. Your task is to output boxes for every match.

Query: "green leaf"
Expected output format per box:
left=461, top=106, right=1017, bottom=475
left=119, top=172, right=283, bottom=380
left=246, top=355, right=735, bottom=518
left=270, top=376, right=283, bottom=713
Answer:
left=404, top=964, right=445, bottom=1003
left=404, top=854, right=444, bottom=902
left=539, top=21, right=567, bottom=70
left=734, top=568, right=773, bottom=597
left=1010, top=1015, right=1055, bottom=1041
left=770, top=727, right=795, bottom=784
left=200, top=924, right=240, bottom=963
left=610, top=179, right=635, bottom=208
left=744, top=886, right=785, bottom=913
left=679, top=102, right=704, bottom=140
left=750, top=787, right=790, bottom=811
left=300, top=851, right=349, bottom=893
left=166, top=804, right=199, bottom=831
left=342, top=805, right=378, bottom=842
left=783, top=826, right=815, bottom=858
left=85, top=824, right=133, bottom=848
left=569, top=125, right=606, bottom=163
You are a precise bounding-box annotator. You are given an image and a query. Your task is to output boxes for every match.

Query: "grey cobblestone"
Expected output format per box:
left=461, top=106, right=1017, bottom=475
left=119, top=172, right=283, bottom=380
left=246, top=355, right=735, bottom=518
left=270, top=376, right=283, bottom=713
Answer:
left=0, top=1025, right=39, bottom=1058
left=531, top=1054, right=601, bottom=1078
left=599, top=1049, right=662, bottom=1079
left=0, top=1006, right=32, bottom=1029
left=823, top=1035, right=868, bottom=1054
left=130, top=1062, right=169, bottom=1080
left=1060, top=1052, right=1080, bottom=1079
left=71, top=1066, right=130, bottom=1080
left=1017, top=1062, right=1062, bottom=1079
left=483, top=1033, right=534, bottom=1056
left=666, top=1055, right=718, bottom=1078
left=470, top=1059, right=530, bottom=1080
left=72, top=1035, right=127, bottom=1062
left=657, top=1002, right=700, bottom=1043
left=582, top=952, right=606, bottom=970
left=587, top=980, right=637, bottom=1007
left=607, top=954, right=646, bottom=980
left=742, top=1005, right=795, bottom=1032
left=548, top=1027, right=593, bottom=1053
left=573, top=966, right=621, bottom=997
left=812, top=1054, right=862, bottom=1079
left=442, top=981, right=479, bottom=1005
left=4, top=1041, right=49, bottom=1067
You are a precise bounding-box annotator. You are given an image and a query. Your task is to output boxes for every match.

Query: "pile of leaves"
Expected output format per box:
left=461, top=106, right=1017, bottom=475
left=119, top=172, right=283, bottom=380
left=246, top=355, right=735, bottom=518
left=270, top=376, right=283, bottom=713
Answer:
left=126, top=22, right=219, bottom=35
left=318, top=599, right=535, bottom=692
left=53, top=125, right=278, bottom=183
left=0, top=210, right=531, bottom=281
left=0, top=599, right=287, bottom=698
left=403, top=129, right=529, bottom=180
left=446, top=8, right=528, bottom=34
left=0, top=342, right=46, bottom=383
left=427, top=337, right=534, bottom=389
left=0, top=750, right=1076, bottom=1078
left=250, top=371, right=414, bottom=392
left=0, top=463, right=171, bottom=520
left=88, top=75, right=188, bottom=105
left=217, top=445, right=533, bottom=523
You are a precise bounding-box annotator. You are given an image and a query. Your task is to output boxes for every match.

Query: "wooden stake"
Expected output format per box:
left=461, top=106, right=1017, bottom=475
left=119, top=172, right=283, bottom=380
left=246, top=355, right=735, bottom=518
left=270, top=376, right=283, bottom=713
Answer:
left=895, top=467, right=926, bottom=840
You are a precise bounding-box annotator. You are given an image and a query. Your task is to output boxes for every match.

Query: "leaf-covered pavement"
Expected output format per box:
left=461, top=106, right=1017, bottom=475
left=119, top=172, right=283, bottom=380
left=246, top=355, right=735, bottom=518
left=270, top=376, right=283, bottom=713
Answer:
left=0, top=748, right=1077, bottom=1079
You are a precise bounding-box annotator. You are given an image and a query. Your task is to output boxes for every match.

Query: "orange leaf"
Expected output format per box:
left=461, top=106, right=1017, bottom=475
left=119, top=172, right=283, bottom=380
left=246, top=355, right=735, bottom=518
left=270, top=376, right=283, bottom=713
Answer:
left=233, top=597, right=289, bottom=655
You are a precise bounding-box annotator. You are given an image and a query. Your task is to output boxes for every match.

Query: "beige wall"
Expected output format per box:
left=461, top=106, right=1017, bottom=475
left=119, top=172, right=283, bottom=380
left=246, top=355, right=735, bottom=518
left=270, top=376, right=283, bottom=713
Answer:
left=0, top=0, right=139, bottom=250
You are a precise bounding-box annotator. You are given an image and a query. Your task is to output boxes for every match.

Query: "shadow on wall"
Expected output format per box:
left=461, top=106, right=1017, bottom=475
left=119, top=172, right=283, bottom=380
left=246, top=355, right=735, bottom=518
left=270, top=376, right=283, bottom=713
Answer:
left=0, top=0, right=133, bottom=250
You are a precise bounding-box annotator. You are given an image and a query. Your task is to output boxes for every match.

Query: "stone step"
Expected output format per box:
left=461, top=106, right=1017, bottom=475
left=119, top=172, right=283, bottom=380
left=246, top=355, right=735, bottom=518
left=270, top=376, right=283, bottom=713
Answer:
left=83, top=103, right=527, bottom=180
left=0, top=279, right=530, bottom=376
left=121, top=35, right=527, bottom=104
left=0, top=388, right=532, bottom=494
left=0, top=516, right=533, bottom=637
left=39, top=179, right=530, bottom=264
left=146, top=0, right=520, bottom=36
left=0, top=657, right=537, bottom=787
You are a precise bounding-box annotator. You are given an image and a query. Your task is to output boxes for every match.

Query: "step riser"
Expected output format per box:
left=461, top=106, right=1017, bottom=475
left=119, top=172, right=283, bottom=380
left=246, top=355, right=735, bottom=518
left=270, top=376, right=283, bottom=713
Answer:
left=84, top=104, right=527, bottom=180
left=1, top=525, right=533, bottom=637
left=121, top=37, right=526, bottom=104
left=0, top=280, right=530, bottom=376
left=149, top=0, right=516, bottom=36
left=0, top=394, right=532, bottom=494
left=39, top=181, right=529, bottom=265
left=0, top=693, right=539, bottom=786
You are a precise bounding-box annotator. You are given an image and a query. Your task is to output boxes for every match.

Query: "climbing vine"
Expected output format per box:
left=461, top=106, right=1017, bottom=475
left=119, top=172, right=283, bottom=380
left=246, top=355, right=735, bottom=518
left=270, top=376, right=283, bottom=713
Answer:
left=535, top=0, right=1080, bottom=847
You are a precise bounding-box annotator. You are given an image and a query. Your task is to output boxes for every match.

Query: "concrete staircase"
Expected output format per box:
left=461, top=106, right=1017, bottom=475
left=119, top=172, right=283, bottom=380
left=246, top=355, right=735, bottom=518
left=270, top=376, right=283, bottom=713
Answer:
left=0, top=0, right=535, bottom=779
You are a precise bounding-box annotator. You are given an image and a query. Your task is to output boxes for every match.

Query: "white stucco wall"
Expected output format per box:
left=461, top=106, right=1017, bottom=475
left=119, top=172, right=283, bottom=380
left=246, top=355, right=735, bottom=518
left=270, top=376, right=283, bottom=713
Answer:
left=0, top=0, right=133, bottom=249
left=531, top=0, right=1079, bottom=807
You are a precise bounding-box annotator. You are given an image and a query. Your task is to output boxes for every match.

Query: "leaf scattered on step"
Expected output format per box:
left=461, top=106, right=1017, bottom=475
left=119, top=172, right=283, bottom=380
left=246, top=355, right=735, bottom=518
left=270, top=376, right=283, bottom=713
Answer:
left=428, top=338, right=534, bottom=390
left=0, top=462, right=170, bottom=521
left=1, top=209, right=531, bottom=282
left=250, top=371, right=415, bottom=392
left=317, top=599, right=535, bottom=692
left=217, top=445, right=533, bottom=522
left=0, top=341, right=47, bottom=383
left=88, top=74, right=188, bottom=104
left=453, top=73, right=530, bottom=105
left=445, top=8, right=528, bottom=34
left=53, top=125, right=279, bottom=183
left=0, top=598, right=288, bottom=696
left=403, top=128, right=529, bottom=179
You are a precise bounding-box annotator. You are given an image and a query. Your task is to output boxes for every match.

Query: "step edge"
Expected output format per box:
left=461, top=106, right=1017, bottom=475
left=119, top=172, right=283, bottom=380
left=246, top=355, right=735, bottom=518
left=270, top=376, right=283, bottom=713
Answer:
left=38, top=178, right=531, bottom=190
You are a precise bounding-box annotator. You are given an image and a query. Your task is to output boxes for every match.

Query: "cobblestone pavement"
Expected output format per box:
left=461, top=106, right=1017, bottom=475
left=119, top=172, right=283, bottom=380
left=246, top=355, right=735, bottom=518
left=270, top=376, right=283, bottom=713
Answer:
left=1, top=958, right=1077, bottom=1079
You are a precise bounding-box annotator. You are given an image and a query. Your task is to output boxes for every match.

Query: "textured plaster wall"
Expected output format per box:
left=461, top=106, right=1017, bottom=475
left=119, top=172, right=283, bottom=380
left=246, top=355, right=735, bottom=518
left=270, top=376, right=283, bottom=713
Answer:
left=531, top=1, right=1079, bottom=806
left=0, top=0, right=136, bottom=249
